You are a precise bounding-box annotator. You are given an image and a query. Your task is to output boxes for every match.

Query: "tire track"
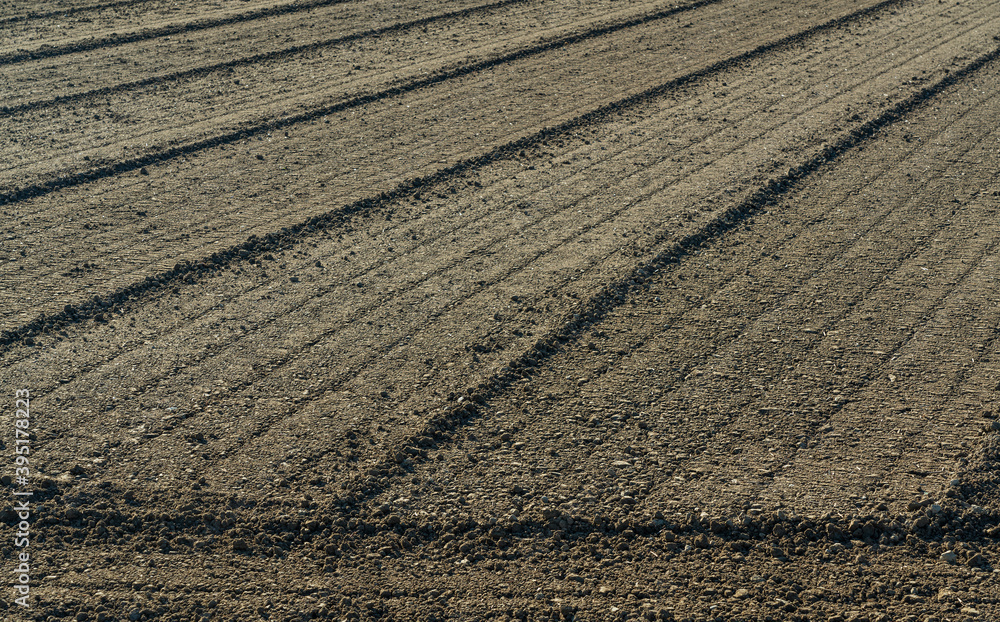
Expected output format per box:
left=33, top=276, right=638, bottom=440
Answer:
left=88, top=26, right=992, bottom=508
left=624, top=93, right=1000, bottom=468
left=7, top=0, right=992, bottom=488
left=524, top=81, right=1000, bottom=519
left=11, top=0, right=1000, bottom=617
left=691, top=160, right=1000, bottom=512
left=0, top=0, right=721, bottom=190
left=326, top=67, right=1000, bottom=550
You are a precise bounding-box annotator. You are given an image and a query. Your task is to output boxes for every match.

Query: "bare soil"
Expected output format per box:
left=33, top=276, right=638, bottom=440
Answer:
left=2, top=0, right=999, bottom=620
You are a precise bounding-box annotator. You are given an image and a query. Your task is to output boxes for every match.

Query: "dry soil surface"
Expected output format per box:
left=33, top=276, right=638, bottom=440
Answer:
left=2, top=0, right=1000, bottom=620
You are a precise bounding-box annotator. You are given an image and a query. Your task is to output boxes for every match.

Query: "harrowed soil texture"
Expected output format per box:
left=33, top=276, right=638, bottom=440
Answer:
left=2, top=0, right=1000, bottom=620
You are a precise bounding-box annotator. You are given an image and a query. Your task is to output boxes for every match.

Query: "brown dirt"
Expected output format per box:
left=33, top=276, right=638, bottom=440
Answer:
left=2, top=0, right=1000, bottom=620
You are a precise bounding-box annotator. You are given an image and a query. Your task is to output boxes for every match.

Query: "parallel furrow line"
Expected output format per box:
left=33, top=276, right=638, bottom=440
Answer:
left=23, top=26, right=964, bottom=434
left=0, top=0, right=909, bottom=210
left=13, top=0, right=985, bottom=305
left=0, top=0, right=159, bottom=26
left=0, top=0, right=924, bottom=353
left=165, top=44, right=1000, bottom=500
left=0, top=0, right=384, bottom=65
left=305, top=42, right=1000, bottom=510
left=0, top=0, right=538, bottom=116
left=297, top=85, right=1000, bottom=504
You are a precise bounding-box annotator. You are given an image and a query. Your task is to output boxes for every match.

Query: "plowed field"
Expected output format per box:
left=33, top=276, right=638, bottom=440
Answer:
left=2, top=0, right=1000, bottom=620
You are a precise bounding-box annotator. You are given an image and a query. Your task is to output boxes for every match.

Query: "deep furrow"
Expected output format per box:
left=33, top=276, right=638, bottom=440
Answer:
left=0, top=0, right=724, bottom=188
left=0, top=0, right=946, bottom=353
left=358, top=77, right=1000, bottom=517
left=0, top=0, right=538, bottom=116
left=5, top=0, right=992, bottom=488
left=11, top=0, right=985, bottom=307
left=14, top=17, right=972, bottom=428
left=3, top=0, right=972, bottom=296
left=0, top=0, right=157, bottom=25
left=250, top=42, right=1000, bottom=511
left=0, top=0, right=915, bottom=212
left=0, top=0, right=376, bottom=65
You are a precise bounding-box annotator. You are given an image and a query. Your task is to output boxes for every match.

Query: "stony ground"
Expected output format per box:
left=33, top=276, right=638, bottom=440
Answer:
left=2, top=0, right=1000, bottom=620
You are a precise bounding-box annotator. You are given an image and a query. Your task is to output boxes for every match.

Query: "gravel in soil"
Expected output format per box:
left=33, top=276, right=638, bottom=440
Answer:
left=2, top=0, right=1000, bottom=620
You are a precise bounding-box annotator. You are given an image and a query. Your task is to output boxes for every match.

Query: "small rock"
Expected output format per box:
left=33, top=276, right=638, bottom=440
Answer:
left=693, top=534, right=710, bottom=548
left=966, top=553, right=984, bottom=567
left=733, top=588, right=750, bottom=599
left=129, top=611, right=142, bottom=622
left=940, top=550, right=958, bottom=564
left=232, top=539, right=249, bottom=551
